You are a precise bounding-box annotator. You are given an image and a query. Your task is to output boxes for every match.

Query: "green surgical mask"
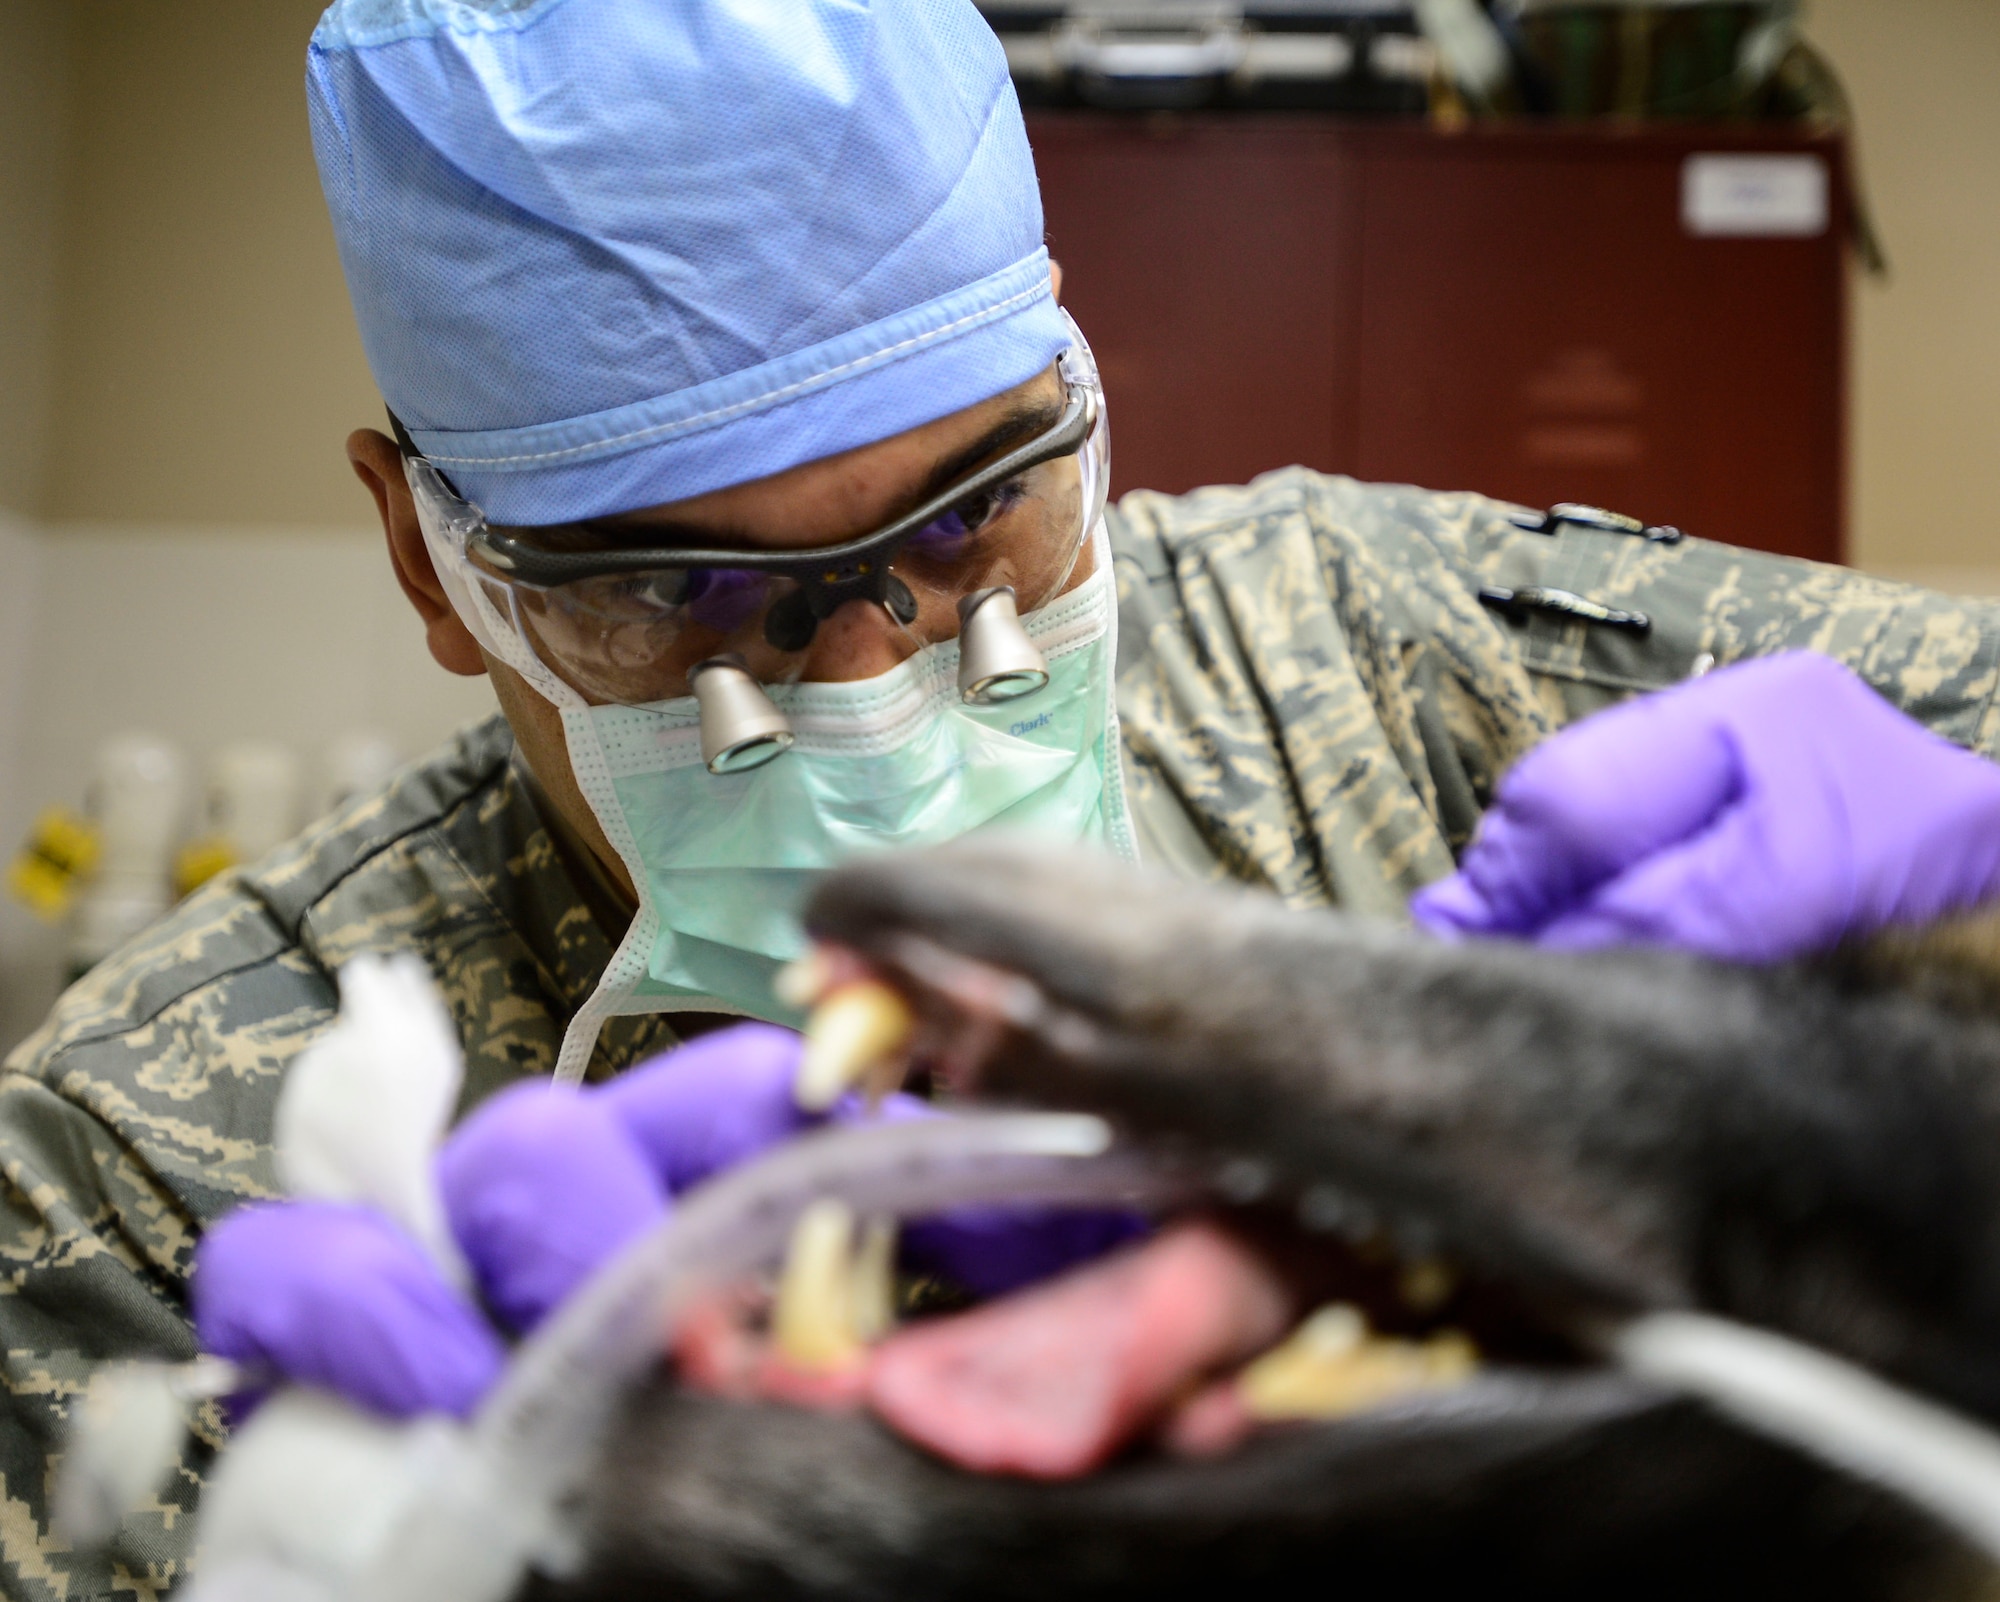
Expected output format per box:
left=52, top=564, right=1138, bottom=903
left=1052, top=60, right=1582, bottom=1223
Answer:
left=549, top=554, right=1133, bottom=1082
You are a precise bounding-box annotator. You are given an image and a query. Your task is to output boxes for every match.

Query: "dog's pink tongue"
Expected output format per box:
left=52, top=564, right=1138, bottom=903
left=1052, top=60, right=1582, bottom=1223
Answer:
left=866, top=1221, right=1292, bottom=1479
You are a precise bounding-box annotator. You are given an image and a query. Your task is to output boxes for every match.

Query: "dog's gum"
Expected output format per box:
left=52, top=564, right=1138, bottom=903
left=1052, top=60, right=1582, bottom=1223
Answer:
left=1237, top=1304, right=1477, bottom=1422
left=795, top=980, right=916, bottom=1110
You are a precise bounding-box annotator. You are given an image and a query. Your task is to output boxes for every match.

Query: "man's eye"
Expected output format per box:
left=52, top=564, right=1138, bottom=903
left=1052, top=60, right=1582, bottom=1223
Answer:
left=590, top=570, right=691, bottom=612
left=637, top=571, right=696, bottom=607
left=913, top=479, right=1027, bottom=550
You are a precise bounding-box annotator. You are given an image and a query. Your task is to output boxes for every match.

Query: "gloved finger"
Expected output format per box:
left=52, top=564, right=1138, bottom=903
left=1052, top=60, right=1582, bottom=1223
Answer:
left=438, top=1081, right=669, bottom=1332
left=902, top=1203, right=1151, bottom=1301
left=1416, top=683, right=1745, bottom=937
left=193, top=1201, right=505, bottom=1419
left=1405, top=870, right=1486, bottom=941
left=599, top=1023, right=813, bottom=1194
left=1532, top=778, right=1838, bottom=964
left=603, top=1028, right=1147, bottom=1297
left=854, top=1092, right=1151, bottom=1298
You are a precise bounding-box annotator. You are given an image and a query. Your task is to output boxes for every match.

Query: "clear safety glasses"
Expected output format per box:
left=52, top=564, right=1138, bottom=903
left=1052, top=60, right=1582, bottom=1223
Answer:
left=409, top=335, right=1110, bottom=762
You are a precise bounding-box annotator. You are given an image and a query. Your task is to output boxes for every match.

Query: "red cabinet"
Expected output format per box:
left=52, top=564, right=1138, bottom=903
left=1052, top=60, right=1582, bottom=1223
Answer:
left=1032, top=117, right=1849, bottom=563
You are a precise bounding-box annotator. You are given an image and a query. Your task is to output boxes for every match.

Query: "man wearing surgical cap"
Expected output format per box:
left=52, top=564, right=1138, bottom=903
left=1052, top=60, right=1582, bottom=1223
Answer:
left=9, top=0, right=2000, bottom=1592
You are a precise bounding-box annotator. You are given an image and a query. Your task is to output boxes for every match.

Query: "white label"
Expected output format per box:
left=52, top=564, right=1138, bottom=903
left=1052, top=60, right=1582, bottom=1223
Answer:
left=1682, top=155, right=1829, bottom=238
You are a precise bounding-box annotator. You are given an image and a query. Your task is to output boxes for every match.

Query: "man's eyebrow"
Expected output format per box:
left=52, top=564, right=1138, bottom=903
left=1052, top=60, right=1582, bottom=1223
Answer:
left=558, top=514, right=762, bottom=553
left=551, top=392, right=1066, bottom=553
left=910, top=394, right=1067, bottom=508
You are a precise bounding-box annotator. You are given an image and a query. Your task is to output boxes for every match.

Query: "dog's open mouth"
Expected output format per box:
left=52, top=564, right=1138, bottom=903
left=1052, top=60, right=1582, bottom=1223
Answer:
left=667, top=935, right=1600, bottom=1482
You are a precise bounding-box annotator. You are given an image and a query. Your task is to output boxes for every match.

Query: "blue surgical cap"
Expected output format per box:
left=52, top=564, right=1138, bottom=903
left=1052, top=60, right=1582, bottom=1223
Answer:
left=308, top=0, right=1068, bottom=525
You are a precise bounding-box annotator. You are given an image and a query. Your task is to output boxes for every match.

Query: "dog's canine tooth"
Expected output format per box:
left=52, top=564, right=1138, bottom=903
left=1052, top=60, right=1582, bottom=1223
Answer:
left=795, top=981, right=915, bottom=1110
left=849, top=1215, right=899, bottom=1344
left=1238, top=1305, right=1477, bottom=1422
left=774, top=1199, right=867, bottom=1371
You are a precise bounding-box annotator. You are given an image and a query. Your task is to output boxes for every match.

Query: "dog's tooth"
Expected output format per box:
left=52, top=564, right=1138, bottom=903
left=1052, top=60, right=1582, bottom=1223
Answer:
left=1295, top=1303, right=1367, bottom=1357
left=1420, top=1330, right=1478, bottom=1384
left=848, top=1215, right=898, bottom=1344
left=773, top=1199, right=865, bottom=1371
left=1297, top=1183, right=1373, bottom=1238
left=773, top=948, right=834, bottom=1011
left=1214, top=1157, right=1273, bottom=1205
left=1296, top=1185, right=1342, bottom=1232
left=795, top=981, right=914, bottom=1111
left=1398, top=1257, right=1458, bottom=1313
left=1391, top=1214, right=1441, bottom=1260
left=1238, top=1305, right=1477, bottom=1422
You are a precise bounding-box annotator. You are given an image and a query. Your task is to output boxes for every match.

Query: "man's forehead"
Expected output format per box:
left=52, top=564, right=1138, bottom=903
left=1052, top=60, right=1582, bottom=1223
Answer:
left=569, top=367, right=1067, bottom=552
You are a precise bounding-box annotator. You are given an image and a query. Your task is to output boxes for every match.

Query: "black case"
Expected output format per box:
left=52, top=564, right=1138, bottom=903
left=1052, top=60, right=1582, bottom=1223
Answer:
left=977, top=2, right=1431, bottom=114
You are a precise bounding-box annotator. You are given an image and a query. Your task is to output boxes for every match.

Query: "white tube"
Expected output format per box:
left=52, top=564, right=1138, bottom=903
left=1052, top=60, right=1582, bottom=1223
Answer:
left=1616, top=1311, right=2000, bottom=1562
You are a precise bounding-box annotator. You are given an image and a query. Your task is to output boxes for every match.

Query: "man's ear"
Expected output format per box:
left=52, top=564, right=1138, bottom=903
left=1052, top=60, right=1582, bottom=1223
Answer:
left=348, top=428, right=488, bottom=677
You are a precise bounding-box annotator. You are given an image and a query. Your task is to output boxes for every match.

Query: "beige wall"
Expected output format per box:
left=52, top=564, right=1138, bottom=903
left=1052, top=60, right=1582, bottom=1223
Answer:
left=1, top=0, right=1998, bottom=1052
left=0, top=1, right=72, bottom=517
left=1807, top=0, right=2000, bottom=583
left=4, top=0, right=1994, bottom=563
left=40, top=0, right=382, bottom=528
left=0, top=2, right=490, bottom=1054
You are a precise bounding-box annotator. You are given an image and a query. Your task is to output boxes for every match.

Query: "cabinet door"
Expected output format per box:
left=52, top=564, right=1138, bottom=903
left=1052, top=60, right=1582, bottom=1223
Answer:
left=1029, top=115, right=1847, bottom=562
left=1351, top=129, right=1846, bottom=562
left=1029, top=116, right=1360, bottom=501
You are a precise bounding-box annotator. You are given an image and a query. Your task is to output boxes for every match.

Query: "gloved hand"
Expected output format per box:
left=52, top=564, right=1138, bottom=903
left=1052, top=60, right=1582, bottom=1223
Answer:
left=194, top=1023, right=1140, bottom=1417
left=1411, top=652, right=2000, bottom=964
left=191, top=1200, right=508, bottom=1418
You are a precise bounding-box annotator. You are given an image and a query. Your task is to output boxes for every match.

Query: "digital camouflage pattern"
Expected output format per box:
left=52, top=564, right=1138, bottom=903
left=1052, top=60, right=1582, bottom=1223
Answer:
left=7, top=470, right=2000, bottom=1597
left=1114, top=470, right=2000, bottom=903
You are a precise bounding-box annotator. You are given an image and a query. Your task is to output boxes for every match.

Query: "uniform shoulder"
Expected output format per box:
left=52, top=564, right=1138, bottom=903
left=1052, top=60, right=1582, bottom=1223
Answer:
left=1106, top=467, right=1532, bottom=576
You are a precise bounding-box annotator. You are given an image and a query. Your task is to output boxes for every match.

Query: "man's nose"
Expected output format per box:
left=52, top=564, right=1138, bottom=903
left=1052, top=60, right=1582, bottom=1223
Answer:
left=798, top=596, right=919, bottom=683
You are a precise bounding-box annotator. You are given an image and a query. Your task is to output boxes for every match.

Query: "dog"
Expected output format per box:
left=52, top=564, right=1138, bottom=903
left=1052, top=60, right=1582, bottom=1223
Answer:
left=517, top=839, right=2000, bottom=1602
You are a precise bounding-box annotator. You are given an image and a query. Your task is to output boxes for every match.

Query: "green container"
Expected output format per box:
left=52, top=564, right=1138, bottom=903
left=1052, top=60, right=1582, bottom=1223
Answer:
left=1513, top=3, right=1775, bottom=119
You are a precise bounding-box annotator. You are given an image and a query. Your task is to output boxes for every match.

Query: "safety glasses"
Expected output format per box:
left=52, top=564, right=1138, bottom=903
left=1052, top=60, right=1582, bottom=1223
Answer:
left=409, top=334, right=1108, bottom=721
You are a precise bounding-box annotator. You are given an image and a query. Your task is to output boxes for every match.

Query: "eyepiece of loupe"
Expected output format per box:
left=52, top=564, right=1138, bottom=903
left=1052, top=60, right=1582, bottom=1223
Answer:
left=957, top=587, right=1049, bottom=704
left=689, top=656, right=795, bottom=774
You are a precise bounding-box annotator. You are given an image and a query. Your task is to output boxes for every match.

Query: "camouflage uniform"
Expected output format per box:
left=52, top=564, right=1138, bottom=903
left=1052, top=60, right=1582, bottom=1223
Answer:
left=9, top=470, right=2000, bottom=1598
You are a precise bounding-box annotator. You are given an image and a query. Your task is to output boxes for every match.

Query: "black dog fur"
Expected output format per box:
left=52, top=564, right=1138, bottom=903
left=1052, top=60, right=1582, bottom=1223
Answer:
left=523, top=841, right=2000, bottom=1602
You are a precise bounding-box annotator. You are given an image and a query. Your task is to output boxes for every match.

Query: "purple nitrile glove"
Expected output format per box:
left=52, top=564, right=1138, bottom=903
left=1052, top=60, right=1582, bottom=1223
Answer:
left=438, top=1084, right=669, bottom=1332
left=1411, top=652, right=2000, bottom=964
left=431, top=1023, right=810, bottom=1333
left=596, top=1022, right=818, bottom=1192
left=197, top=1022, right=1145, bottom=1420
left=192, top=1201, right=505, bottom=1419
left=594, top=1023, right=1148, bottom=1296
left=455, top=1026, right=1145, bottom=1308
left=902, top=1203, right=1148, bottom=1301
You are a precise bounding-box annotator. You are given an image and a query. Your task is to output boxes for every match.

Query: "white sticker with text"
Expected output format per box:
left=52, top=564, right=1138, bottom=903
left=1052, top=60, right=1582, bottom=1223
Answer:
left=1682, top=154, right=1829, bottom=238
